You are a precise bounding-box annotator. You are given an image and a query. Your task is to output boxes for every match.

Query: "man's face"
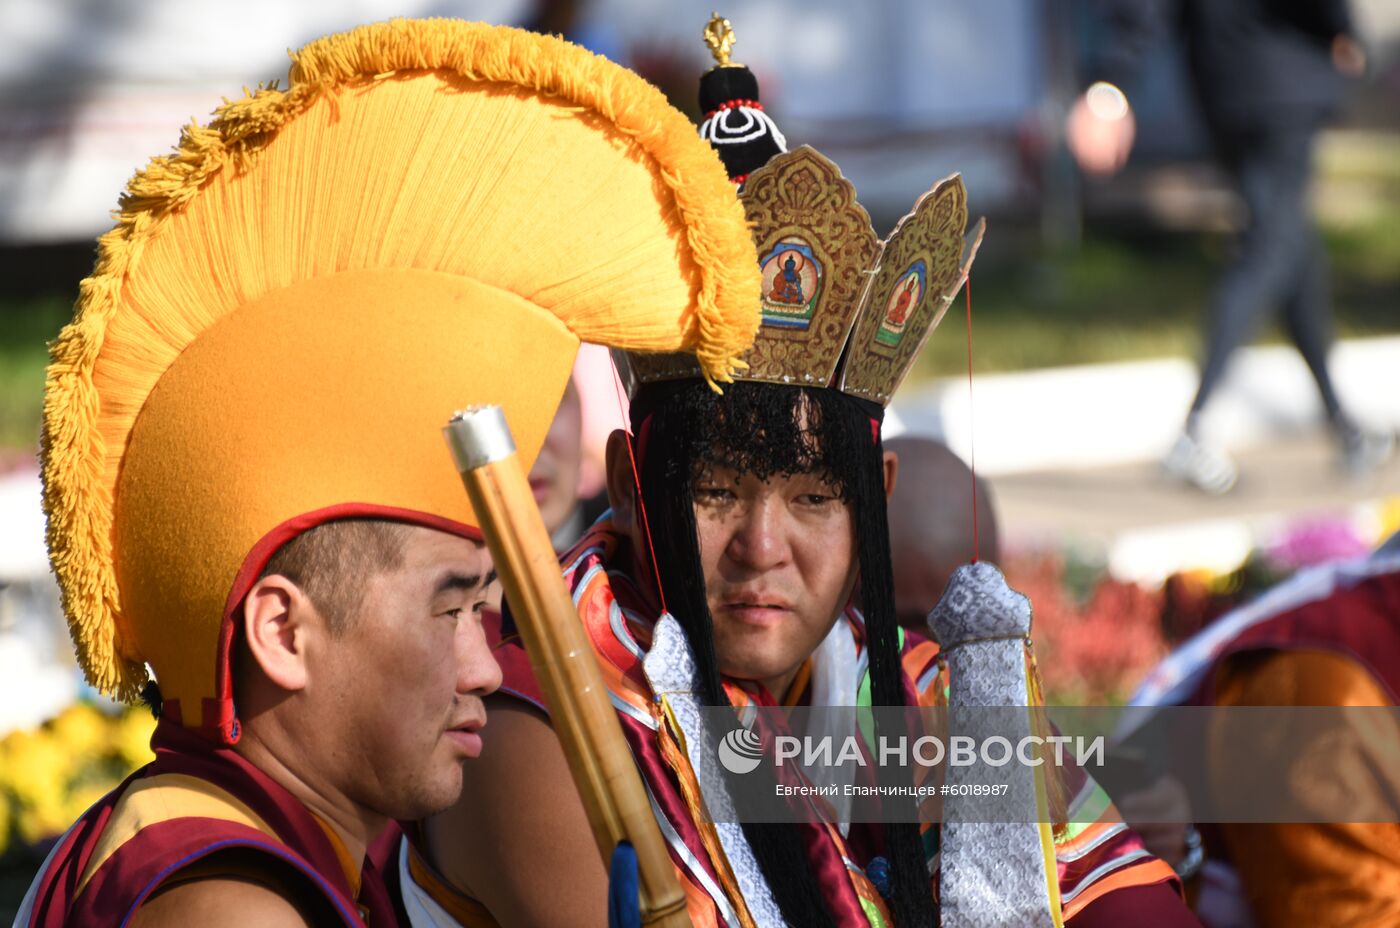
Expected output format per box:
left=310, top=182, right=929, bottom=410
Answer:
left=529, top=380, right=584, bottom=538
left=693, top=464, right=857, bottom=700
left=306, top=526, right=501, bottom=821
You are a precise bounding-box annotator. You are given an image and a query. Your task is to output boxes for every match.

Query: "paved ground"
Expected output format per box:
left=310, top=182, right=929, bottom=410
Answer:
left=994, top=430, right=1400, bottom=580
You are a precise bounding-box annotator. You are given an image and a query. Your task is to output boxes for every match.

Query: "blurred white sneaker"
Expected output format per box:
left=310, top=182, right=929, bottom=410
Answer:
left=1336, top=421, right=1395, bottom=478
left=1162, top=431, right=1238, bottom=495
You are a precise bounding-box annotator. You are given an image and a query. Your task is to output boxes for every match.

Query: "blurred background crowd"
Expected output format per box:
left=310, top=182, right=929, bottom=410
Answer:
left=2, top=0, right=1397, bottom=918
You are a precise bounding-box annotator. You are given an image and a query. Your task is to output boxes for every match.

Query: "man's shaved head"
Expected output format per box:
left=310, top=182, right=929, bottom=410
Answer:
left=885, top=436, right=1000, bottom=629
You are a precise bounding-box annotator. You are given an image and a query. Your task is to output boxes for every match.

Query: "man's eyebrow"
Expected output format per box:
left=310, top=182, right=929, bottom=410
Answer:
left=433, top=568, right=498, bottom=597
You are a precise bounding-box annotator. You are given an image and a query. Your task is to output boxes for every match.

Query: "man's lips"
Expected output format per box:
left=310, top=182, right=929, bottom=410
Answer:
left=528, top=477, right=550, bottom=503
left=446, top=718, right=485, bottom=758
left=718, top=597, right=794, bottom=627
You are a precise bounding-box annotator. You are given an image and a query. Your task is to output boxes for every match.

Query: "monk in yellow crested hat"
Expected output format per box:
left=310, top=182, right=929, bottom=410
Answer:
left=22, top=18, right=758, bottom=926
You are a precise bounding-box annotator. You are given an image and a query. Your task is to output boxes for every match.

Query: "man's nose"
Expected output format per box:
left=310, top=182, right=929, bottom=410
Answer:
left=458, top=619, right=504, bottom=696
left=726, top=499, right=788, bottom=571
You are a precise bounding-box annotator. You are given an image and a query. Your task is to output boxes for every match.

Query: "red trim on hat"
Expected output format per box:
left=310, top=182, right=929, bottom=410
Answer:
left=869, top=418, right=881, bottom=444
left=205, top=504, right=485, bottom=744
left=704, top=99, right=763, bottom=118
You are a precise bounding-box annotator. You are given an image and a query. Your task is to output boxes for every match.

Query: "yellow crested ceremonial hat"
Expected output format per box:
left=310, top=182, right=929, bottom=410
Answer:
left=41, top=19, right=760, bottom=738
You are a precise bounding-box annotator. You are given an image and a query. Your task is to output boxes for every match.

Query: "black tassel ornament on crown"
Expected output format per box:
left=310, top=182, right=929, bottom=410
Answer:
left=699, top=14, right=786, bottom=183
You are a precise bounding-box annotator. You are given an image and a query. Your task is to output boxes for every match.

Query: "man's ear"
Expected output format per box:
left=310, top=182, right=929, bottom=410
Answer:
left=241, top=575, right=314, bottom=692
left=604, top=428, right=638, bottom=533
left=882, top=449, right=899, bottom=502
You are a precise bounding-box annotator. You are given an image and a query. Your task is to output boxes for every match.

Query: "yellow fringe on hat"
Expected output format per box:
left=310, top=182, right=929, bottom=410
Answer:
left=285, top=20, right=758, bottom=380
left=43, top=18, right=760, bottom=701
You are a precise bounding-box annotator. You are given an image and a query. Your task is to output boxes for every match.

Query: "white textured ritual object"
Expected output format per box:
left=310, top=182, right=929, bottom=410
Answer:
left=929, top=562, right=1059, bottom=928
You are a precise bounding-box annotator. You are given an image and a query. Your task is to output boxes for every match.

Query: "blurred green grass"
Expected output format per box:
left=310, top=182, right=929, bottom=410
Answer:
left=0, top=295, right=68, bottom=450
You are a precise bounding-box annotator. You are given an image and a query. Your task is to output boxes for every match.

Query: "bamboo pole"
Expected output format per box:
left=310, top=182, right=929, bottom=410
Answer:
left=444, top=406, right=692, bottom=928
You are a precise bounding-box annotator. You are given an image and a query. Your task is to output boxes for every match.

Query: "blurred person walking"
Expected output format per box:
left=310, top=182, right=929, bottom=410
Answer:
left=1068, top=0, right=1392, bottom=494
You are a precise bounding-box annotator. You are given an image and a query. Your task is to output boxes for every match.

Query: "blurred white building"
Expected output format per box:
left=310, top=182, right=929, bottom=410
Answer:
left=0, top=0, right=1048, bottom=243
left=0, top=0, right=537, bottom=244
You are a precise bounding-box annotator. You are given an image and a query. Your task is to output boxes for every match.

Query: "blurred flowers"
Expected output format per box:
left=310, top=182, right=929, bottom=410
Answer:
left=1264, top=517, right=1371, bottom=572
left=1378, top=498, right=1400, bottom=543
left=0, top=703, right=155, bottom=858
left=1010, top=506, right=1399, bottom=705
left=1006, top=552, right=1167, bottom=704
left=1160, top=511, right=1393, bottom=643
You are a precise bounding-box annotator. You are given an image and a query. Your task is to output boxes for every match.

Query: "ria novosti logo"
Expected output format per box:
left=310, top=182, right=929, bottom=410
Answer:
left=717, top=728, right=1105, bottom=774
left=717, top=728, right=764, bottom=774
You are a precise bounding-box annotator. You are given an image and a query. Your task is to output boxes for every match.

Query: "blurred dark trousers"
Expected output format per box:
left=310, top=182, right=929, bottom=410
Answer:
left=1189, top=113, right=1344, bottom=424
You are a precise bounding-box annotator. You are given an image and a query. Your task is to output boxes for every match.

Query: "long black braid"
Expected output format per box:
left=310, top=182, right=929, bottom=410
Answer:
left=630, top=379, right=937, bottom=928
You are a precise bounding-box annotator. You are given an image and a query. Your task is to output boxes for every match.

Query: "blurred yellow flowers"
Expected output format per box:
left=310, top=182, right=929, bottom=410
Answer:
left=0, top=703, right=155, bottom=856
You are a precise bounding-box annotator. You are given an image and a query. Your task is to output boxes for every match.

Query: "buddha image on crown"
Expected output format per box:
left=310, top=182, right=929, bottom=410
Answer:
left=877, top=259, right=927, bottom=348
left=758, top=238, right=823, bottom=329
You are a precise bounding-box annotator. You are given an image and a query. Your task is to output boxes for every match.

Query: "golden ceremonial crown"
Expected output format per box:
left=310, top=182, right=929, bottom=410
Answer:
left=618, top=15, right=984, bottom=406
left=621, top=145, right=984, bottom=405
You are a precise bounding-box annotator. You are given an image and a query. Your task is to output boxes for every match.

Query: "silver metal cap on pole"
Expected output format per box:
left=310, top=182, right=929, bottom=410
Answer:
left=444, top=405, right=517, bottom=473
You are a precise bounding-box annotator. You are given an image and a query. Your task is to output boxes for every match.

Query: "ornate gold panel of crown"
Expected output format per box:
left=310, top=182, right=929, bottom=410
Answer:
left=839, top=176, right=986, bottom=404
left=740, top=146, right=881, bottom=386
left=617, top=145, right=881, bottom=390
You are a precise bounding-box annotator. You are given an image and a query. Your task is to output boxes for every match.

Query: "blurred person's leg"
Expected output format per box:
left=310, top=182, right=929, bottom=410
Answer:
left=1279, top=223, right=1343, bottom=423
left=1188, top=119, right=1316, bottom=426
left=1277, top=164, right=1394, bottom=474
left=1167, top=118, right=1318, bottom=494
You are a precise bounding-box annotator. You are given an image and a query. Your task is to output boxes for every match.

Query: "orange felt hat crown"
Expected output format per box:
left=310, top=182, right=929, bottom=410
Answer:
left=41, top=19, right=760, bottom=735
